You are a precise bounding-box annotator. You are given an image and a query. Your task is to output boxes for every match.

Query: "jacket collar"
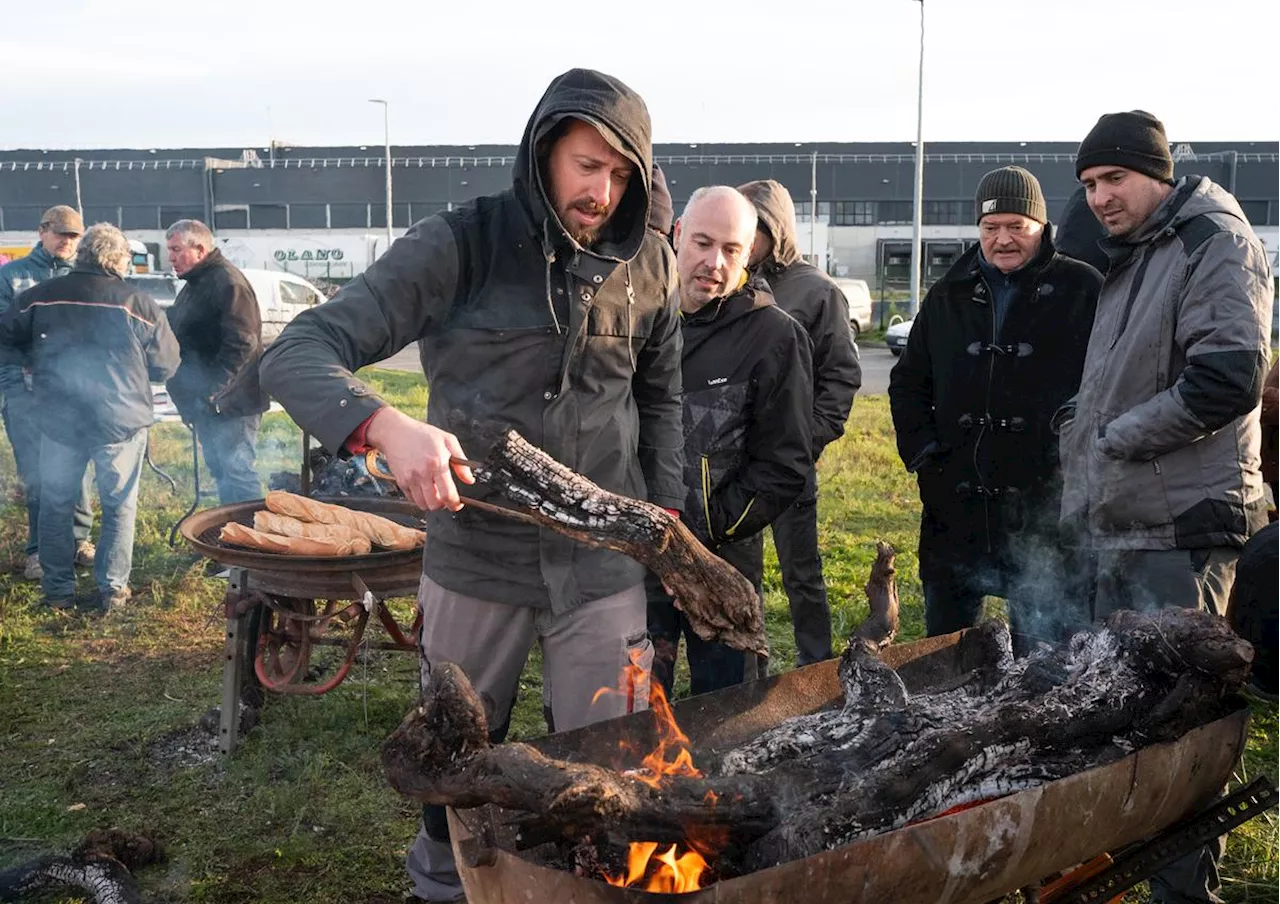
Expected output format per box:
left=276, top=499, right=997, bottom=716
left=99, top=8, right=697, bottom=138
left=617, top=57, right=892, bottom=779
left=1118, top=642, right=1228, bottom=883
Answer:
left=683, top=274, right=775, bottom=326
left=1098, top=176, right=1199, bottom=269
left=26, top=244, right=67, bottom=271
left=182, top=247, right=227, bottom=282
left=70, top=263, right=122, bottom=280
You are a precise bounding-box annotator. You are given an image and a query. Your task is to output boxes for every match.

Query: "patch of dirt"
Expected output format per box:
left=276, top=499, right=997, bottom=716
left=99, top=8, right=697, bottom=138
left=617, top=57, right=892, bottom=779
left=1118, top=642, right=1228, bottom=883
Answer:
left=146, top=704, right=258, bottom=770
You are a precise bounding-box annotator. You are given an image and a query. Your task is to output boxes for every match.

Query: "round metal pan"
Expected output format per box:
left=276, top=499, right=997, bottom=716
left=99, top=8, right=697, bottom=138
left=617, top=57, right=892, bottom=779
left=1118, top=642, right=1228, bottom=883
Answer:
left=179, top=496, right=426, bottom=573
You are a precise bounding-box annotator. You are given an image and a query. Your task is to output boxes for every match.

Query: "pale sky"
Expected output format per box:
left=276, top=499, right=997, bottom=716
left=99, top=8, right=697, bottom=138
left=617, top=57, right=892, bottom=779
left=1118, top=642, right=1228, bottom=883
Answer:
left=4, top=0, right=1277, bottom=150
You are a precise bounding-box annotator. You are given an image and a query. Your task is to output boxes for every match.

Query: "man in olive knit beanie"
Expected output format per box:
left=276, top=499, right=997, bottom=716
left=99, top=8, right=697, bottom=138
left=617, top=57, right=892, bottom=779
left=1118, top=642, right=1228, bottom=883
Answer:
left=889, top=165, right=1101, bottom=654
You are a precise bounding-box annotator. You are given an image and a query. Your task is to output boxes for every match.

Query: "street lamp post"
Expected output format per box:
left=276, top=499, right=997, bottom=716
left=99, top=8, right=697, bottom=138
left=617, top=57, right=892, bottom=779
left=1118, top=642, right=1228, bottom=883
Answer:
left=73, top=157, right=84, bottom=217
left=908, top=0, right=925, bottom=317
left=369, top=99, right=393, bottom=253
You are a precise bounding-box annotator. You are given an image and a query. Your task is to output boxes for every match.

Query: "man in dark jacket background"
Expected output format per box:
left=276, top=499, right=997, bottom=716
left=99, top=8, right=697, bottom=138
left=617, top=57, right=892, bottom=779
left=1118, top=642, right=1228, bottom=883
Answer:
left=1054, top=184, right=1110, bottom=274
left=739, top=179, right=860, bottom=666
left=164, top=219, right=267, bottom=504
left=889, top=166, right=1101, bottom=653
left=0, top=205, right=96, bottom=580
left=648, top=185, right=813, bottom=696
left=259, top=69, right=684, bottom=903
left=0, top=223, right=179, bottom=611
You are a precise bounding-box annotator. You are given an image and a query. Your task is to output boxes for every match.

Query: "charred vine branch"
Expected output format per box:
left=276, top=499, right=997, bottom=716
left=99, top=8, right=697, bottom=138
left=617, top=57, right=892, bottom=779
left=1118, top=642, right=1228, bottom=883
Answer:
left=461, top=425, right=766, bottom=655
left=0, top=830, right=162, bottom=904
left=382, top=606, right=1250, bottom=872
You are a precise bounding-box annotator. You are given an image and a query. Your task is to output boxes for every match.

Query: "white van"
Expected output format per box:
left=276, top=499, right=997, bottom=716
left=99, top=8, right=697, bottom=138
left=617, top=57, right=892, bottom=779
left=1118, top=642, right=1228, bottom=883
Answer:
left=240, top=268, right=327, bottom=344
left=833, top=278, right=873, bottom=339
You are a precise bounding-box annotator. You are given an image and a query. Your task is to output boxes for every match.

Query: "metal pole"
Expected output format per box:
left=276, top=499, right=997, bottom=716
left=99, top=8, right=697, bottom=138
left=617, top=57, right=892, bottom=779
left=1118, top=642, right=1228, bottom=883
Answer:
left=908, top=0, right=925, bottom=317
left=810, top=151, right=818, bottom=263
left=370, top=99, right=393, bottom=253
left=74, top=158, right=83, bottom=217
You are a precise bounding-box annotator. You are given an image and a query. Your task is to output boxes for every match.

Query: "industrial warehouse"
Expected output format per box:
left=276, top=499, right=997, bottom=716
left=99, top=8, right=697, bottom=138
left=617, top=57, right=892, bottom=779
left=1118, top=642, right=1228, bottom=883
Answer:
left=1, top=139, right=1275, bottom=293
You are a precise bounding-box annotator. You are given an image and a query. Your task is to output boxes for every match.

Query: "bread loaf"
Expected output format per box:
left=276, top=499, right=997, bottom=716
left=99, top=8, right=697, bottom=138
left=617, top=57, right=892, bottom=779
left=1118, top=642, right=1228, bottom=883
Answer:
left=253, top=510, right=370, bottom=548
left=219, top=522, right=370, bottom=557
left=264, top=491, right=425, bottom=550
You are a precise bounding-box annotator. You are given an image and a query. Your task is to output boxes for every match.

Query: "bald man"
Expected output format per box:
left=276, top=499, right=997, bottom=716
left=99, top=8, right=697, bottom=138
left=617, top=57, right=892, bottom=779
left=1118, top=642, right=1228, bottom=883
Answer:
left=647, top=186, right=814, bottom=696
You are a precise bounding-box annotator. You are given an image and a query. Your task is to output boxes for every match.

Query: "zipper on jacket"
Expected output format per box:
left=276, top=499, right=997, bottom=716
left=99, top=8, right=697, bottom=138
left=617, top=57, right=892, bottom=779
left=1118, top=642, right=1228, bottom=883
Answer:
left=700, top=455, right=715, bottom=540
left=974, top=273, right=998, bottom=554
left=724, top=498, right=756, bottom=539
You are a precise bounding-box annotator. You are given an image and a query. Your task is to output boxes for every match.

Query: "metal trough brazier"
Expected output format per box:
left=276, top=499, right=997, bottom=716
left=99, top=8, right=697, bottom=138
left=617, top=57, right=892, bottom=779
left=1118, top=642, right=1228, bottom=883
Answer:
left=447, top=630, right=1250, bottom=904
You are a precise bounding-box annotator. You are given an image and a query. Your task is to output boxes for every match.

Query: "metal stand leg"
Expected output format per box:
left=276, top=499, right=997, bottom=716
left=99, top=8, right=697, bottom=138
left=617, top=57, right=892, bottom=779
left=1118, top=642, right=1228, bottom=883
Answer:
left=219, top=567, right=251, bottom=755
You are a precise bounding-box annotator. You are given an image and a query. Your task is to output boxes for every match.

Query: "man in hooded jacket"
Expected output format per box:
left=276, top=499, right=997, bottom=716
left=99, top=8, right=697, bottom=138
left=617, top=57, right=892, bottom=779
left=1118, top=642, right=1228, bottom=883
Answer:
left=738, top=180, right=860, bottom=666
left=259, top=69, right=684, bottom=903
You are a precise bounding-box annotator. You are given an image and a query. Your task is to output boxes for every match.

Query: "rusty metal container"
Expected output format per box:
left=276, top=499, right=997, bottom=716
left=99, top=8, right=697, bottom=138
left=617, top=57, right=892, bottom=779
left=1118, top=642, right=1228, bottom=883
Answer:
left=448, top=629, right=1249, bottom=904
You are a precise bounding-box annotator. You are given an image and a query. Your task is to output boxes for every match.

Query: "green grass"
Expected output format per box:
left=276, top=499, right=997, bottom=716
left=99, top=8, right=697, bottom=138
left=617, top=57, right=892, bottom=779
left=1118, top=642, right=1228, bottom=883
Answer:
left=0, top=377, right=1274, bottom=903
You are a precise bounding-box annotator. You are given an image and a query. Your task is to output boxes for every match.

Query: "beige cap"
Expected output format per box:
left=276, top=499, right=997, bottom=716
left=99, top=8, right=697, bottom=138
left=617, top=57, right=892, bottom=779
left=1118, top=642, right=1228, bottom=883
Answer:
left=39, top=205, right=84, bottom=235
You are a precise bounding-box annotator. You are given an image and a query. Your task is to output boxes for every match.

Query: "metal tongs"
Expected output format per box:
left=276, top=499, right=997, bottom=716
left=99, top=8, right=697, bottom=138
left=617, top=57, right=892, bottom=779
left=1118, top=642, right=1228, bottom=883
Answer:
left=448, top=455, right=546, bottom=526
left=366, top=448, right=542, bottom=524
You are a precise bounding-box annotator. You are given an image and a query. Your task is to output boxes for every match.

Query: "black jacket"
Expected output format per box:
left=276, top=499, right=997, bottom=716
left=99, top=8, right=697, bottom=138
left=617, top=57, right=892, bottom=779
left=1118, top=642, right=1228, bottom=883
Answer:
left=888, top=227, right=1101, bottom=582
left=0, top=266, right=180, bottom=447
left=1054, top=185, right=1110, bottom=275
left=260, top=69, right=685, bottom=612
left=739, top=179, right=860, bottom=455
left=166, top=248, right=267, bottom=421
left=680, top=278, right=814, bottom=548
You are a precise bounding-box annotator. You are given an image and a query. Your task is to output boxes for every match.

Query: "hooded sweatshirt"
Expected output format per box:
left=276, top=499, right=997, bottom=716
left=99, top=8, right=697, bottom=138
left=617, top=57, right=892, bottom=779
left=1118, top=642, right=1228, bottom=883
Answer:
left=738, top=179, right=861, bottom=455
left=260, top=69, right=685, bottom=612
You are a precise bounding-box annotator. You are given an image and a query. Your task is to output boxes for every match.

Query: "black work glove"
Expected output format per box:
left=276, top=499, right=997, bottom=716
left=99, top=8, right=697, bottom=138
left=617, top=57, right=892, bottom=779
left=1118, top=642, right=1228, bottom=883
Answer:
left=906, top=440, right=943, bottom=474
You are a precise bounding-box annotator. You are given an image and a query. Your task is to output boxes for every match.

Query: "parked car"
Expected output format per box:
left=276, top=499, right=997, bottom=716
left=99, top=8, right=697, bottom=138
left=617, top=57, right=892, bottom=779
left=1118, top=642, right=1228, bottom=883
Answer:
left=886, top=317, right=914, bottom=356
left=130, top=269, right=325, bottom=422
left=833, top=278, right=873, bottom=339
left=123, top=273, right=183, bottom=306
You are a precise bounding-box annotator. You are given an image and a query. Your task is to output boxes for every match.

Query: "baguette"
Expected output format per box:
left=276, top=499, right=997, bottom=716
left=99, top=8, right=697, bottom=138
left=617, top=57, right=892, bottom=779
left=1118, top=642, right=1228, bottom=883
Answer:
left=253, top=510, right=370, bottom=549
left=264, top=491, right=425, bottom=551
left=219, top=522, right=370, bottom=557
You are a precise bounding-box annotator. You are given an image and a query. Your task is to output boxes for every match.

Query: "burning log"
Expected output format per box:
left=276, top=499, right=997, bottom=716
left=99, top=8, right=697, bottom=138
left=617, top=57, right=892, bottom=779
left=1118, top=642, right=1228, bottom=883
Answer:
left=458, top=426, right=766, bottom=656
left=0, top=829, right=162, bottom=904
left=383, top=605, right=1250, bottom=880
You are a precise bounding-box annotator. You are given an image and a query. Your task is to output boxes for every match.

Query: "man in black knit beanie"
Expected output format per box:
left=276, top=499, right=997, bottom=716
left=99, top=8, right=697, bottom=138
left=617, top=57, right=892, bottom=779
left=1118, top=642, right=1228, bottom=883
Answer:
left=1062, top=109, right=1274, bottom=904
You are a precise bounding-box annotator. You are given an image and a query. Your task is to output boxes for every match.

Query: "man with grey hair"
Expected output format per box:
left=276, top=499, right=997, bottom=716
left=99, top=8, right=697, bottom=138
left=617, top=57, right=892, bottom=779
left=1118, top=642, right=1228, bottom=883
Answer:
left=647, top=185, right=813, bottom=696
left=164, top=219, right=267, bottom=503
left=0, top=223, right=179, bottom=611
left=0, top=205, right=96, bottom=579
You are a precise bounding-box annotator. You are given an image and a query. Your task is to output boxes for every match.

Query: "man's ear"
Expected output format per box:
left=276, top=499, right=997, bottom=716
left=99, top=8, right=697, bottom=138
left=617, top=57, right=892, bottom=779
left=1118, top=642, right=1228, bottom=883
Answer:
left=672, top=218, right=683, bottom=249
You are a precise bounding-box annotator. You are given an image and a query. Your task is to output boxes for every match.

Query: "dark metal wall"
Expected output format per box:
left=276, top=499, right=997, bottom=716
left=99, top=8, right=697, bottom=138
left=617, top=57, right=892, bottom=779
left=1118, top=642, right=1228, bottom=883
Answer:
left=2, top=141, right=1275, bottom=233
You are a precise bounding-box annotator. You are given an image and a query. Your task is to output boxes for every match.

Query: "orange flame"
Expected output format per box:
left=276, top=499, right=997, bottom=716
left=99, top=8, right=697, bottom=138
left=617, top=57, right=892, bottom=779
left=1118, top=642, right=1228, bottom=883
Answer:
left=604, top=842, right=710, bottom=892
left=594, top=650, right=715, bottom=891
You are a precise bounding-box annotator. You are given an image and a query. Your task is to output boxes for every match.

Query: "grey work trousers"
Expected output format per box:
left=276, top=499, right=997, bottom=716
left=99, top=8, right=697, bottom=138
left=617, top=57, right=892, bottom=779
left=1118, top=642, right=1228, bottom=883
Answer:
left=405, top=574, right=651, bottom=902
left=1094, top=547, right=1237, bottom=620
left=1094, top=546, right=1237, bottom=904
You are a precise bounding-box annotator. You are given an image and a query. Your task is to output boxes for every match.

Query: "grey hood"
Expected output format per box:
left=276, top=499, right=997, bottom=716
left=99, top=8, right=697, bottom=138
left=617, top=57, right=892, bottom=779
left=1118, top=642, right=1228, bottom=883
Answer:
left=738, top=179, right=803, bottom=270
